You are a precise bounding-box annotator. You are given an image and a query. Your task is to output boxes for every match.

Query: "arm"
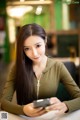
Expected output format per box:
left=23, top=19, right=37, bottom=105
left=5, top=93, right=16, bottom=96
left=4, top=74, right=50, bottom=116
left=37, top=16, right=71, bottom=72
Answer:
left=1, top=65, right=46, bottom=116
left=1, top=65, right=24, bottom=115
left=59, top=62, right=80, bottom=112
left=45, top=62, right=80, bottom=114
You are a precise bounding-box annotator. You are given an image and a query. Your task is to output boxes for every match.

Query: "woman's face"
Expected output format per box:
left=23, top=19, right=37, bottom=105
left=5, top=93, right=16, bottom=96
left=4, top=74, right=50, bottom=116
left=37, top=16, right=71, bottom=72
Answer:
left=23, top=35, right=46, bottom=64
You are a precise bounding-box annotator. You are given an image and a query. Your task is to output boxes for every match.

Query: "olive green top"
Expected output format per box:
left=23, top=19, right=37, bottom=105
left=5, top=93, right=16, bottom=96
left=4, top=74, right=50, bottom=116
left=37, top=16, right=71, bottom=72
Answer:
left=1, top=58, right=80, bottom=115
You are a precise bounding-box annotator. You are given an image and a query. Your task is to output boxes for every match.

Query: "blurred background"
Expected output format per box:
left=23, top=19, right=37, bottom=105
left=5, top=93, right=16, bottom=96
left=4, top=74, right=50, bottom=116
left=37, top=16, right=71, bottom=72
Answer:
left=0, top=0, right=80, bottom=98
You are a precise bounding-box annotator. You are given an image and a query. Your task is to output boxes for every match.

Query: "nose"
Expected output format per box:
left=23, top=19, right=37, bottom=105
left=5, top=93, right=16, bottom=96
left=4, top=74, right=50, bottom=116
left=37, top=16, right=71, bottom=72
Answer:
left=32, top=48, right=38, bottom=57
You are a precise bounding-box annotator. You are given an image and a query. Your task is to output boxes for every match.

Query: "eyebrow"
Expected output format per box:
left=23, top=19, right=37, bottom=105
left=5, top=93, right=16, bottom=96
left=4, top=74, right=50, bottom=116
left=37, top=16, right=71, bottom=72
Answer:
left=24, top=42, right=42, bottom=47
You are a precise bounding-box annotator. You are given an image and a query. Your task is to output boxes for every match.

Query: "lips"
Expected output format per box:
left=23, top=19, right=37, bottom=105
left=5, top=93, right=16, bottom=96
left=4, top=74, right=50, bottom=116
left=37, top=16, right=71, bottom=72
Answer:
left=33, top=57, right=40, bottom=59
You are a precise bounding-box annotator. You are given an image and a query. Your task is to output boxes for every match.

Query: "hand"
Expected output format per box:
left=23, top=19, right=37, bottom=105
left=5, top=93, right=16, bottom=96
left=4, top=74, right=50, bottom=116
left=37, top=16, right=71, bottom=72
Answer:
left=45, top=97, right=68, bottom=115
left=23, top=103, right=46, bottom=117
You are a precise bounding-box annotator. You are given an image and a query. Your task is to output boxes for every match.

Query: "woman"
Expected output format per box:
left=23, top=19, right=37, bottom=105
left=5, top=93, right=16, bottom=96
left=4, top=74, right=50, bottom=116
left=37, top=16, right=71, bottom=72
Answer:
left=1, top=23, right=80, bottom=117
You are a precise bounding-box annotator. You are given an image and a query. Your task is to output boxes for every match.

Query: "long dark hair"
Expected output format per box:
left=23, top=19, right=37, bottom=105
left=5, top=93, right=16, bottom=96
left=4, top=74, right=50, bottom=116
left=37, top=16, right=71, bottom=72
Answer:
left=15, top=23, right=46, bottom=105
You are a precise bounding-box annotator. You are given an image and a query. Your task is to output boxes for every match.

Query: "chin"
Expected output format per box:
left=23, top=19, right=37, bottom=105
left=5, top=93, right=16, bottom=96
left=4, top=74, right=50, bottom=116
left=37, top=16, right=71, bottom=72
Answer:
left=34, top=58, right=41, bottom=63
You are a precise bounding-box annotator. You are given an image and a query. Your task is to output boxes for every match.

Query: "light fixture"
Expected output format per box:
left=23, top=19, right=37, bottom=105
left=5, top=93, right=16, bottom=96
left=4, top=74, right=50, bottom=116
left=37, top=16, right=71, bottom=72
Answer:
left=36, top=6, right=42, bottom=15
left=7, top=18, right=16, bottom=43
left=6, top=6, right=33, bottom=18
left=20, top=0, right=25, bottom=2
left=7, top=0, right=52, bottom=6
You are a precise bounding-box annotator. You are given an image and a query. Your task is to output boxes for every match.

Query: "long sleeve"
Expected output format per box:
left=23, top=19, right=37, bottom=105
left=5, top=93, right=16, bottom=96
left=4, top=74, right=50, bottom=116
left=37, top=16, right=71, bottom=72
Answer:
left=1, top=58, right=80, bottom=114
left=59, top=62, right=80, bottom=112
left=1, top=65, right=24, bottom=115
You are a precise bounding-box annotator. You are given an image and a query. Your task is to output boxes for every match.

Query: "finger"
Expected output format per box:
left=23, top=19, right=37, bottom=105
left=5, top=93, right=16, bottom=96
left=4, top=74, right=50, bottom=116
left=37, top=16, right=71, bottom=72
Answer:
left=28, top=107, right=43, bottom=116
left=32, top=109, right=47, bottom=117
left=52, top=102, right=67, bottom=111
left=56, top=109, right=65, bottom=115
left=45, top=103, right=62, bottom=111
left=50, top=97, right=61, bottom=104
left=38, top=109, right=47, bottom=115
left=33, top=107, right=43, bottom=113
left=52, top=103, right=62, bottom=110
left=50, top=103, right=67, bottom=114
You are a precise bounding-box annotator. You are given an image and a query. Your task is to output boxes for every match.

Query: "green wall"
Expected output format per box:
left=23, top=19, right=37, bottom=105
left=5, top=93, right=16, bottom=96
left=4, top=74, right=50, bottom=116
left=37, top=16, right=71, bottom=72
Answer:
left=21, top=7, right=50, bottom=30
left=20, top=2, right=63, bottom=30
left=0, top=0, right=10, bottom=63
left=54, top=0, right=62, bottom=30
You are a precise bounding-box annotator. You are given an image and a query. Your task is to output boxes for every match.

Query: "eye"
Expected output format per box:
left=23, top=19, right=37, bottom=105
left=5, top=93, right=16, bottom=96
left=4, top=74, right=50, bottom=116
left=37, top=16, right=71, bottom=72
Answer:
left=36, top=44, right=41, bottom=48
left=24, top=47, right=30, bottom=51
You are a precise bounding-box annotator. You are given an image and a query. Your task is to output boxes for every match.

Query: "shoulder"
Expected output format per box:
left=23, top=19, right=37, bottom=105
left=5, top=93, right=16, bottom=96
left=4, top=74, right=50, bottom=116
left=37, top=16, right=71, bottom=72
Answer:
left=47, top=57, right=64, bottom=68
left=44, top=57, right=65, bottom=73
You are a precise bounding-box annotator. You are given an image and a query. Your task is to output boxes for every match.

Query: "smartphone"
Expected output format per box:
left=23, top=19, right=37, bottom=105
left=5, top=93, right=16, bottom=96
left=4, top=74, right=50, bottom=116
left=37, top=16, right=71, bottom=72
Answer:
left=33, top=98, right=50, bottom=108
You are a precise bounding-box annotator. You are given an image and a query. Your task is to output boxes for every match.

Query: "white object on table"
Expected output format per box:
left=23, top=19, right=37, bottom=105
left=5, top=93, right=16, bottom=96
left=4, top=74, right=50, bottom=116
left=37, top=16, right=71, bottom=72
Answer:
left=0, top=110, right=80, bottom=120
left=58, top=110, right=80, bottom=120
